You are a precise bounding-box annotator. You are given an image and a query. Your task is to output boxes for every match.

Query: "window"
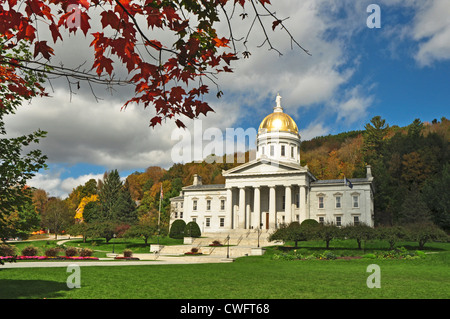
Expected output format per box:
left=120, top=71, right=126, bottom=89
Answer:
left=282, top=195, right=285, bottom=210
left=206, top=199, right=211, bottom=211
left=319, top=217, right=324, bottom=224
left=180, top=212, right=183, bottom=218
left=220, top=199, right=225, bottom=210
left=175, top=202, right=178, bottom=208
left=181, top=202, right=183, bottom=208
left=220, top=217, right=225, bottom=227
left=291, top=146, right=294, bottom=158
left=270, top=145, right=275, bottom=156
left=296, top=193, right=299, bottom=208
left=352, top=195, right=359, bottom=208
left=335, top=196, right=341, bottom=208
left=174, top=212, right=178, bottom=219
left=281, top=145, right=285, bottom=156
left=262, top=146, right=265, bottom=155
left=336, top=216, right=342, bottom=226
left=318, top=196, right=324, bottom=209
left=192, top=217, right=196, bottom=223
left=193, top=200, right=197, bottom=211
left=206, top=217, right=210, bottom=227
left=354, top=216, right=360, bottom=226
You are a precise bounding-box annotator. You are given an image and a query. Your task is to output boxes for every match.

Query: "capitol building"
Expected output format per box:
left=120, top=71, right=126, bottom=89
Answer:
left=170, top=95, right=374, bottom=232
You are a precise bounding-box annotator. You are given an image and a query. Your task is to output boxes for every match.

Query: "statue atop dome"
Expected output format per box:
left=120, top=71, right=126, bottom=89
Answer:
left=274, top=93, right=283, bottom=113
left=276, top=93, right=282, bottom=108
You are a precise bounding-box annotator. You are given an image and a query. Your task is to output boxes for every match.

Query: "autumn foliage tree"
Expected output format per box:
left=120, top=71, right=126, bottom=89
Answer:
left=0, top=0, right=309, bottom=128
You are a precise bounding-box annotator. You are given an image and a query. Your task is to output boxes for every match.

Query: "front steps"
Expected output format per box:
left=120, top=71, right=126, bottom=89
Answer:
left=156, top=229, right=283, bottom=258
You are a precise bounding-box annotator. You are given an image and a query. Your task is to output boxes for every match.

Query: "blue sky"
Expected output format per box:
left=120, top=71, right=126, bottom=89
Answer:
left=4, top=0, right=450, bottom=198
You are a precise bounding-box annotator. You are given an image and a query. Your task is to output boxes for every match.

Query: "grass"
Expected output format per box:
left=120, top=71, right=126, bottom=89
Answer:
left=8, top=236, right=184, bottom=258
left=1, top=239, right=449, bottom=299
left=0, top=239, right=450, bottom=299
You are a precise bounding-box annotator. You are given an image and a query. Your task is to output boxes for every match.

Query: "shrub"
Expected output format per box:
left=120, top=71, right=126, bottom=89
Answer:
left=123, top=249, right=133, bottom=258
left=0, top=244, right=17, bottom=256
left=65, top=246, right=78, bottom=257
left=322, top=251, right=337, bottom=260
left=45, top=247, right=61, bottom=257
left=300, top=219, right=319, bottom=227
left=210, top=240, right=222, bottom=246
left=184, top=221, right=201, bottom=238
left=169, top=219, right=186, bottom=239
left=21, top=245, right=39, bottom=256
left=362, top=253, right=377, bottom=259
left=79, top=248, right=93, bottom=257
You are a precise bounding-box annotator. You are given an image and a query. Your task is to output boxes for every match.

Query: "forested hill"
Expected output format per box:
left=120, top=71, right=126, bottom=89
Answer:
left=38, top=116, right=450, bottom=232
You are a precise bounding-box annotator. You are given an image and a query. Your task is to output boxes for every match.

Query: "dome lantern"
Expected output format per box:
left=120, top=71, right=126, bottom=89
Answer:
left=256, top=94, right=301, bottom=165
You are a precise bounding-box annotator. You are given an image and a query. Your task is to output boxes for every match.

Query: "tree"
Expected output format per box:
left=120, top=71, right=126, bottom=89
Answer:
left=41, top=197, right=73, bottom=239
left=397, top=189, right=432, bottom=225
left=316, top=223, right=340, bottom=249
left=362, top=116, right=389, bottom=163
left=342, top=223, right=375, bottom=250
left=124, top=224, right=156, bottom=245
left=404, top=222, right=448, bottom=250
left=376, top=225, right=405, bottom=250
left=422, top=163, right=450, bottom=232
left=0, top=194, right=40, bottom=241
left=86, top=220, right=118, bottom=243
left=0, top=0, right=309, bottom=128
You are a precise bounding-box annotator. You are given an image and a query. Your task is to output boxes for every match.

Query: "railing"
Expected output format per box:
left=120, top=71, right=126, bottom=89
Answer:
left=236, top=234, right=244, bottom=246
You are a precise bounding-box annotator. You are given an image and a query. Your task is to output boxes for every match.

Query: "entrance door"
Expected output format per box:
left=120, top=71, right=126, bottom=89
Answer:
left=266, top=213, right=269, bottom=229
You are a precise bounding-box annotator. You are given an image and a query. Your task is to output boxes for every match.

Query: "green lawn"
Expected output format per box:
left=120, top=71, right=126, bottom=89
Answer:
left=1, top=240, right=449, bottom=299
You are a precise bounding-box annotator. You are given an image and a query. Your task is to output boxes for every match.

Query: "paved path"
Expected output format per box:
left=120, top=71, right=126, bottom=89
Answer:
left=1, top=255, right=234, bottom=268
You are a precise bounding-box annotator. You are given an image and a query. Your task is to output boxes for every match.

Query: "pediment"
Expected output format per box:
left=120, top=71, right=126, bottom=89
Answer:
left=223, top=158, right=307, bottom=177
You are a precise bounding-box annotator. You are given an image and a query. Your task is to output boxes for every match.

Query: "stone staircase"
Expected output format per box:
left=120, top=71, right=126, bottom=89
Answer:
left=156, top=229, right=283, bottom=258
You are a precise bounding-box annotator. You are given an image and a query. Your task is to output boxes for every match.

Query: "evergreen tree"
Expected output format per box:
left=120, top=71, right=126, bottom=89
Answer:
left=112, top=181, right=138, bottom=224
left=98, top=170, right=123, bottom=220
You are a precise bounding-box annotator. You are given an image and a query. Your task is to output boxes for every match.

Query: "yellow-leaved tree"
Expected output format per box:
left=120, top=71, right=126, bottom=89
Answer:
left=75, top=195, right=99, bottom=222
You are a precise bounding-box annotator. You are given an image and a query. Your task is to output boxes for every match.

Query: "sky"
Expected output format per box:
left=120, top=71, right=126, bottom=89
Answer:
left=4, top=0, right=450, bottom=198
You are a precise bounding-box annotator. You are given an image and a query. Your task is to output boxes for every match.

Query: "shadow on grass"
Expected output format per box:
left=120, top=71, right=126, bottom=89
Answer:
left=0, top=278, right=70, bottom=299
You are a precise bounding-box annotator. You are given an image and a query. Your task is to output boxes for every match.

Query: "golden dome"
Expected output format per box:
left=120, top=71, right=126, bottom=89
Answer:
left=259, top=98, right=299, bottom=135
left=259, top=112, right=298, bottom=134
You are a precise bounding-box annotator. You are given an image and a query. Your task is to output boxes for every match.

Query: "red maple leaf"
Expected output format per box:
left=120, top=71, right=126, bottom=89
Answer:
left=33, top=41, right=54, bottom=60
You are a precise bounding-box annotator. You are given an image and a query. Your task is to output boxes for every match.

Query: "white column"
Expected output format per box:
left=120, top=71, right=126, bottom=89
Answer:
left=239, top=187, right=246, bottom=229
left=285, top=185, right=292, bottom=225
left=269, top=186, right=276, bottom=229
left=226, top=188, right=233, bottom=229
left=254, top=187, right=261, bottom=229
left=300, top=185, right=306, bottom=221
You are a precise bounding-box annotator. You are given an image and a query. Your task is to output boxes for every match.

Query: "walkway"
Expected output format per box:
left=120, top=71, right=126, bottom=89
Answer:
left=1, top=256, right=233, bottom=268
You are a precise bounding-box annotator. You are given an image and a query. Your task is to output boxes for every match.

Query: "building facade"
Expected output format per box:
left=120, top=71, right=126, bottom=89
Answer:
left=170, top=95, right=374, bottom=232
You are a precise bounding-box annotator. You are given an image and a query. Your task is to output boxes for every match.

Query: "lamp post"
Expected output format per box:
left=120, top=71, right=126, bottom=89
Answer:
left=226, top=234, right=230, bottom=259
left=112, top=233, right=116, bottom=254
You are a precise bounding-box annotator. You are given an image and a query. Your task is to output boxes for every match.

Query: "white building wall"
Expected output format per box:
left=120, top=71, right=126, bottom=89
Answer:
left=309, top=183, right=373, bottom=227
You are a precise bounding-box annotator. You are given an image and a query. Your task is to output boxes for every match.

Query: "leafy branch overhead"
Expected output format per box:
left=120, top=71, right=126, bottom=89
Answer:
left=0, top=0, right=309, bottom=128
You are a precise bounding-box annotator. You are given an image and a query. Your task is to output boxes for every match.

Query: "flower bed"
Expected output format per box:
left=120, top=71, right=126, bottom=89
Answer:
left=184, top=252, right=203, bottom=255
left=0, top=255, right=99, bottom=261
left=114, top=256, right=140, bottom=260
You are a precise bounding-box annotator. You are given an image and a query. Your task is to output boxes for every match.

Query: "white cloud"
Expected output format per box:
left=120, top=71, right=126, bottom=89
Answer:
left=300, top=122, right=330, bottom=141
left=27, top=171, right=104, bottom=198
